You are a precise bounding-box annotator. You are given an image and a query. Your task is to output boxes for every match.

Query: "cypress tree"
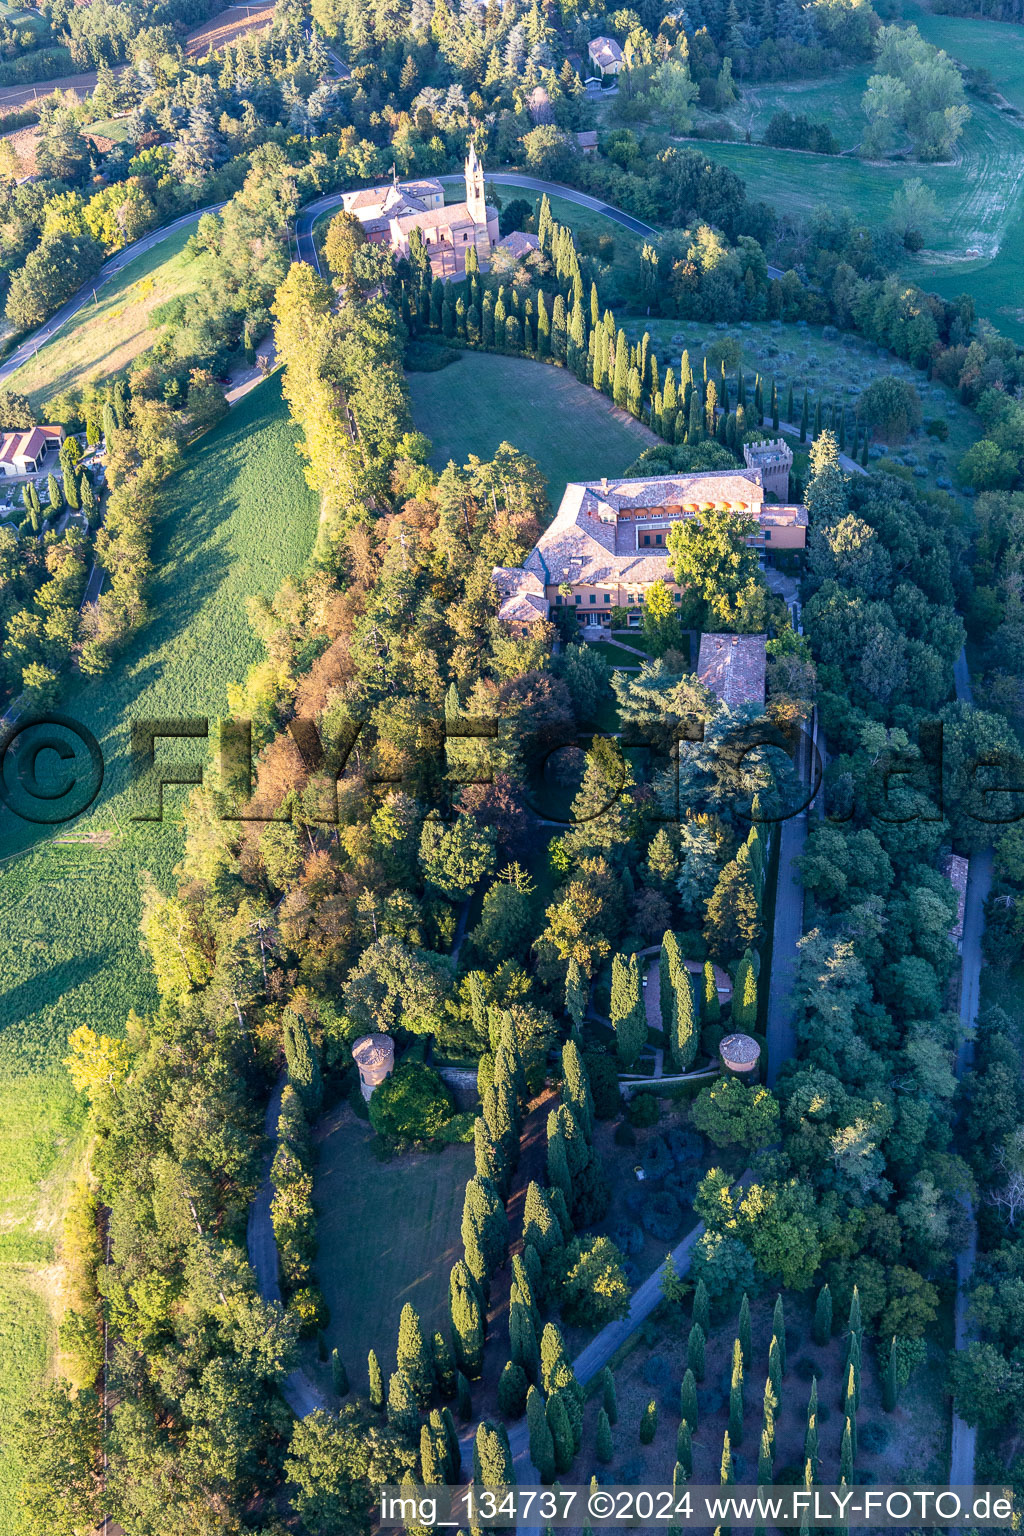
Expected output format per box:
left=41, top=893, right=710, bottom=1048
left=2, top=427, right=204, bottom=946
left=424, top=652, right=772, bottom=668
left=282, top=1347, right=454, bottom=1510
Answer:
left=768, top=1336, right=782, bottom=1401
left=565, top=957, right=587, bottom=1033
left=804, top=1378, right=818, bottom=1476
left=509, top=1300, right=540, bottom=1383
left=676, top=1417, right=693, bottom=1477
left=640, top=1398, right=658, bottom=1444
left=861, top=431, right=870, bottom=468
left=771, top=379, right=779, bottom=431
left=813, top=397, right=822, bottom=437
left=663, top=367, right=678, bottom=423
left=449, top=1260, right=485, bottom=1378
left=840, top=1416, right=854, bottom=1482
left=739, top=1293, right=752, bottom=1369
left=602, top=1366, right=619, bottom=1424
left=498, top=1360, right=529, bottom=1419
left=673, top=967, right=698, bottom=1070
left=527, top=1385, right=556, bottom=1481
left=611, top=952, right=646, bottom=1068
left=762, top=1378, right=778, bottom=1455
left=456, top=1370, right=472, bottom=1422
left=549, top=1392, right=576, bottom=1473
left=848, top=1286, right=863, bottom=1340
left=474, top=1117, right=508, bottom=1197
left=461, top=1175, right=507, bottom=1286
left=420, top=1421, right=445, bottom=1484
left=283, top=1013, right=322, bottom=1112
left=757, top=1426, right=773, bottom=1485
left=561, top=1040, right=594, bottom=1138
left=331, top=1349, right=349, bottom=1396
left=596, top=1406, right=614, bottom=1464
left=432, top=1330, right=456, bottom=1399
left=397, top=1302, right=435, bottom=1406
left=799, top=393, right=808, bottom=443
left=680, top=1367, right=698, bottom=1431
left=687, top=1322, right=706, bottom=1382
left=537, top=289, right=551, bottom=357
left=786, top=382, right=794, bottom=423
left=772, top=1296, right=787, bottom=1376
left=692, top=1278, right=710, bottom=1336
left=546, top=1114, right=572, bottom=1204
left=703, top=962, right=721, bottom=1025
left=46, top=473, right=62, bottom=513
left=541, top=1324, right=582, bottom=1451
left=368, top=1349, right=384, bottom=1412
left=660, top=930, right=680, bottom=1027
left=474, top=1418, right=515, bottom=1488
left=729, top=1338, right=744, bottom=1445
left=882, top=1336, right=899, bottom=1412
left=440, top=1404, right=460, bottom=1476
left=843, top=1363, right=858, bottom=1439
left=688, top=387, right=703, bottom=442
left=732, top=955, right=757, bottom=1032
left=812, top=1283, right=832, bottom=1346
left=845, top=1330, right=861, bottom=1407
left=387, top=1368, right=419, bottom=1441
left=721, top=1430, right=734, bottom=1485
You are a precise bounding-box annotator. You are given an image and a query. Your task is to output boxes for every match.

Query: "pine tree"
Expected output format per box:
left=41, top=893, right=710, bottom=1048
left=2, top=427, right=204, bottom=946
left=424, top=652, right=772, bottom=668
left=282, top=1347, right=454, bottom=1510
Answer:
left=729, top=1338, right=744, bottom=1445
left=703, top=961, right=721, bottom=1025
left=456, top=1370, right=472, bottom=1422
left=398, top=1302, right=435, bottom=1407
left=565, top=957, right=587, bottom=1033
left=680, top=1367, right=698, bottom=1431
left=331, top=1349, right=349, bottom=1396
left=527, top=1385, right=556, bottom=1481
left=720, top=1429, right=734, bottom=1485
left=602, top=1366, right=618, bottom=1424
left=772, top=1296, right=787, bottom=1376
left=368, top=1349, right=384, bottom=1412
left=812, top=1283, right=832, bottom=1346
left=450, top=1261, right=485, bottom=1378
left=676, top=1417, right=693, bottom=1477
left=739, top=1293, right=752, bottom=1369
left=687, top=1322, right=706, bottom=1382
left=882, top=1336, right=899, bottom=1412
left=640, top=1398, right=659, bottom=1444
left=693, top=1278, right=710, bottom=1336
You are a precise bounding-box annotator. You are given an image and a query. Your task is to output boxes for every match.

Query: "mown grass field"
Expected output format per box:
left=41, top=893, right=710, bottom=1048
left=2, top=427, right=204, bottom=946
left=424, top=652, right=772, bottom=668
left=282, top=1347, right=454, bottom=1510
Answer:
left=408, top=351, right=657, bottom=505
left=314, top=1112, right=472, bottom=1384
left=0, top=377, right=318, bottom=1520
left=5, top=227, right=213, bottom=412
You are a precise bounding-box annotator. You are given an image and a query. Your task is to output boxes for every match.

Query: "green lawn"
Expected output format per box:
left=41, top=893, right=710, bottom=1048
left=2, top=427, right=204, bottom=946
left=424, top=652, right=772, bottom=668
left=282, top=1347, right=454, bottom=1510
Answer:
left=0, top=376, right=318, bottom=1521
left=84, top=114, right=135, bottom=144
left=314, top=1112, right=473, bottom=1384
left=0, top=1272, right=52, bottom=1519
left=407, top=351, right=656, bottom=506
left=6, top=226, right=213, bottom=411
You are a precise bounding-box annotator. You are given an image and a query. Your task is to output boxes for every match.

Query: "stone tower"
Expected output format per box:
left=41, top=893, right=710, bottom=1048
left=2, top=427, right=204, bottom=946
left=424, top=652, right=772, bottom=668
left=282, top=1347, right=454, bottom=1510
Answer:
left=464, top=141, right=487, bottom=225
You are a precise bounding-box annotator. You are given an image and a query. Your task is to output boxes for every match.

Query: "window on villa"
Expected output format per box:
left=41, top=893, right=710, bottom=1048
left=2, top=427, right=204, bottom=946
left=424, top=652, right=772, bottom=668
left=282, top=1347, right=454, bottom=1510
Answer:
left=574, top=594, right=581, bottom=603
left=589, top=593, right=596, bottom=603
left=642, top=535, right=650, bottom=546
left=674, top=592, right=681, bottom=602
left=764, top=529, right=772, bottom=540
left=655, top=534, right=663, bottom=545
left=555, top=595, right=562, bottom=605
left=627, top=595, right=634, bottom=603
left=604, top=593, right=611, bottom=602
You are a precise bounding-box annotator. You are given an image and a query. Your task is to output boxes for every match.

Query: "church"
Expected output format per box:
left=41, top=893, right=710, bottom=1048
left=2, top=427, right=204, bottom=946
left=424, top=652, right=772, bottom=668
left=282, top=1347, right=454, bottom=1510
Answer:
left=339, top=145, right=499, bottom=280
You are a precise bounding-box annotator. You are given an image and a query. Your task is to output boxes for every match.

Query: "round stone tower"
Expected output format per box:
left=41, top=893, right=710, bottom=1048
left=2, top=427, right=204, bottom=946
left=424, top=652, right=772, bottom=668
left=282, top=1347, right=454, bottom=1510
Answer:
left=352, top=1034, right=395, bottom=1101
left=718, top=1032, right=761, bottom=1080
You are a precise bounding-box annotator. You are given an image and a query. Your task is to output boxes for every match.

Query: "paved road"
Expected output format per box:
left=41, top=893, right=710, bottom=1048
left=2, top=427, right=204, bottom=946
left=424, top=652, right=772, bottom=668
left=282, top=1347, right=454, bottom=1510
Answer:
left=948, top=646, right=992, bottom=1490
left=247, top=1078, right=327, bottom=1419
left=0, top=203, right=226, bottom=386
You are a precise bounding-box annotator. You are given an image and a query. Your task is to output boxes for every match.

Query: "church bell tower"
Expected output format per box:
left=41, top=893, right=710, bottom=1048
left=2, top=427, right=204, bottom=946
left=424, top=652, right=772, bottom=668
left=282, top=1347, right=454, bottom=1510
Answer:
left=464, top=142, right=487, bottom=225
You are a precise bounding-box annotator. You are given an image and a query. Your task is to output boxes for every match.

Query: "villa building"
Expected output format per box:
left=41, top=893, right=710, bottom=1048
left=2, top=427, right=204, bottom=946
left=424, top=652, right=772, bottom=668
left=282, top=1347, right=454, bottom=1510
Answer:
left=493, top=465, right=806, bottom=630
left=340, top=146, right=498, bottom=280
left=588, top=35, right=624, bottom=76
left=0, top=424, right=65, bottom=478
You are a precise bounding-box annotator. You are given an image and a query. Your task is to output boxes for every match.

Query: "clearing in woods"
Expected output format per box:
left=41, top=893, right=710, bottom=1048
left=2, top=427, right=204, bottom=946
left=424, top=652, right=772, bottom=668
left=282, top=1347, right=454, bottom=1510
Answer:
left=313, top=1112, right=473, bottom=1387
left=0, top=377, right=319, bottom=1522
left=407, top=351, right=657, bottom=506
left=4, top=227, right=213, bottom=412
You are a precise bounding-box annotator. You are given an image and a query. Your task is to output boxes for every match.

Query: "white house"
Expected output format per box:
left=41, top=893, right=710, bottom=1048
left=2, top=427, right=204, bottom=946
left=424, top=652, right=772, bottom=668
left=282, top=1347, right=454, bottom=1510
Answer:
left=0, top=425, right=65, bottom=478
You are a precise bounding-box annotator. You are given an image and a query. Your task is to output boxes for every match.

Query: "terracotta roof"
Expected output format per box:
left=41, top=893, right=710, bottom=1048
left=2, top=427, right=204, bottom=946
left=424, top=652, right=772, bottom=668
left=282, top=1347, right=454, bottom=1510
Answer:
left=589, top=34, right=623, bottom=65
left=496, top=230, right=540, bottom=259
left=576, top=129, right=598, bottom=147
left=696, top=632, right=767, bottom=708
left=0, top=425, right=61, bottom=467
left=493, top=565, right=550, bottom=622
left=392, top=200, right=490, bottom=235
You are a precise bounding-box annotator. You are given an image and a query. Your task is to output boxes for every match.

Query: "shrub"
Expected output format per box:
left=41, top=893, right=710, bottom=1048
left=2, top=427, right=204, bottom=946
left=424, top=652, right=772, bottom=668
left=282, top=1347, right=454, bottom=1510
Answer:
left=626, top=1093, right=660, bottom=1128
left=642, top=1136, right=674, bottom=1181
left=641, top=1190, right=681, bottom=1242
left=289, top=1286, right=329, bottom=1336
left=764, top=111, right=839, bottom=154
left=611, top=1221, right=645, bottom=1256
left=639, top=1398, right=658, bottom=1444
left=926, top=417, right=949, bottom=440
left=584, top=1049, right=622, bottom=1119
left=405, top=340, right=461, bottom=372
left=857, top=376, right=922, bottom=444
left=859, top=1420, right=889, bottom=1455
left=614, top=1120, right=637, bottom=1147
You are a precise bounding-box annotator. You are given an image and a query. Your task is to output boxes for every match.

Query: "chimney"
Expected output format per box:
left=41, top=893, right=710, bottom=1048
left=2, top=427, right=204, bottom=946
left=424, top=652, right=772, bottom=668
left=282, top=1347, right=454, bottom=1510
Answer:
left=600, top=477, right=608, bottom=493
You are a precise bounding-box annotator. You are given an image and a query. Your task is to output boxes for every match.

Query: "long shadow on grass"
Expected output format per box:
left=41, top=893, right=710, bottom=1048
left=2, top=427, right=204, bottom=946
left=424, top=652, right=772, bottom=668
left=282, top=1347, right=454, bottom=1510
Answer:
left=0, top=952, right=105, bottom=1033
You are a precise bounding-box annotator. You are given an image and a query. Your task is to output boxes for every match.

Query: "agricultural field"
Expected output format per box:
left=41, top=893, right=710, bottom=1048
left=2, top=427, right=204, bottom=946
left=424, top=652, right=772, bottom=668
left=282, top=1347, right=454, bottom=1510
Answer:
left=185, top=2, right=275, bottom=58
left=408, top=352, right=658, bottom=506
left=313, top=1110, right=473, bottom=1385
left=0, top=377, right=319, bottom=1520
left=3, top=226, right=213, bottom=412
